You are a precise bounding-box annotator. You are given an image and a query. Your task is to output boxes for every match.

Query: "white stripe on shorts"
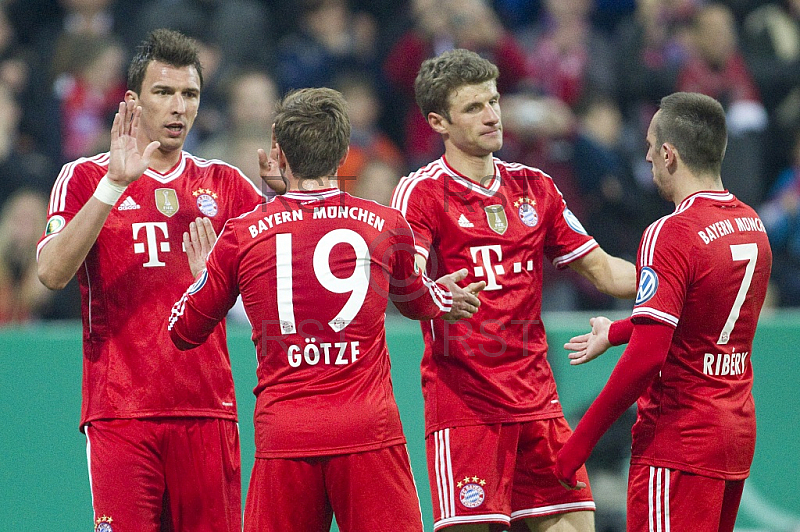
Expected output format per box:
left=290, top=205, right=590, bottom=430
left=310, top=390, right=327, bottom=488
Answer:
left=650, top=466, right=672, bottom=532
left=434, top=429, right=456, bottom=520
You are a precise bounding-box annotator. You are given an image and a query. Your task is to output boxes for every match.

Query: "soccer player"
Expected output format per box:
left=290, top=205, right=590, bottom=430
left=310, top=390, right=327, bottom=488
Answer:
left=555, top=92, right=772, bottom=532
left=168, top=87, right=484, bottom=532
left=36, top=29, right=263, bottom=531
left=390, top=48, right=637, bottom=532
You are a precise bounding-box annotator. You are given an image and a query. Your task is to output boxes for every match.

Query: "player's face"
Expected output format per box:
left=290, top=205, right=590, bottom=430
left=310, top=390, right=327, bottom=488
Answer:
left=441, top=81, right=503, bottom=157
left=128, top=60, right=201, bottom=153
left=646, top=111, right=673, bottom=201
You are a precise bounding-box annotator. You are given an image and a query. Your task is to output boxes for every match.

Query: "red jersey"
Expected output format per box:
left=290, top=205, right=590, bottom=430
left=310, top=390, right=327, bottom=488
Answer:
left=630, top=191, right=772, bottom=479
left=168, top=189, right=452, bottom=458
left=392, top=157, right=598, bottom=435
left=38, top=151, right=262, bottom=427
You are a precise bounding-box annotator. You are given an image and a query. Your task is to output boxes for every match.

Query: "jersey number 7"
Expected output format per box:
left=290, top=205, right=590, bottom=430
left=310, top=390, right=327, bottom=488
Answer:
left=717, top=243, right=758, bottom=345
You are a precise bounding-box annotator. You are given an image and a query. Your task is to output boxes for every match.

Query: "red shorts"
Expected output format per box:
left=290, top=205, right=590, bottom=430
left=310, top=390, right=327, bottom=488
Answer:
left=426, top=419, right=595, bottom=531
left=627, top=464, right=745, bottom=532
left=244, top=444, right=423, bottom=532
left=86, top=418, right=241, bottom=532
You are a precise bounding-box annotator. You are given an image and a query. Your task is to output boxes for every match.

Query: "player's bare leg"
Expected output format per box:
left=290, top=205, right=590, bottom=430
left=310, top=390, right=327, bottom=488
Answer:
left=524, top=510, right=595, bottom=532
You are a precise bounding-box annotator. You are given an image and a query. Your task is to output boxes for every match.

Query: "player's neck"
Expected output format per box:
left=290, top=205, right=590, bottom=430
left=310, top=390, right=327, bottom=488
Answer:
left=444, top=149, right=495, bottom=183
left=672, top=173, right=724, bottom=205
left=288, top=175, right=336, bottom=192
left=148, top=146, right=182, bottom=173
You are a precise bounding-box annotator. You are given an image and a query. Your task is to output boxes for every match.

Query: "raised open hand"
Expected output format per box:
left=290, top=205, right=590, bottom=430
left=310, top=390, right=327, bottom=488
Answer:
left=258, top=126, right=287, bottom=195
left=183, top=217, right=217, bottom=278
left=107, top=101, right=160, bottom=187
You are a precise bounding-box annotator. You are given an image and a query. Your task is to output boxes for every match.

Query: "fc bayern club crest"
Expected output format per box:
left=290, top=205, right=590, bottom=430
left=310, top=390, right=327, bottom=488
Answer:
left=514, top=197, right=538, bottom=227
left=95, top=515, right=114, bottom=532
left=457, top=476, right=487, bottom=509
left=193, top=188, right=219, bottom=217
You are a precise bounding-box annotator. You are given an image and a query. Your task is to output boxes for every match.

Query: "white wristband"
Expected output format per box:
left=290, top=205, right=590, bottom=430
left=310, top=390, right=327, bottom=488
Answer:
left=93, top=175, right=128, bottom=205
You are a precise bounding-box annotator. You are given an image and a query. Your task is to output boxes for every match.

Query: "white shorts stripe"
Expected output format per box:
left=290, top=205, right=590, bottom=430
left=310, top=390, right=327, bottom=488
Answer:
left=649, top=466, right=672, bottom=532
left=434, top=430, right=446, bottom=520
left=649, top=466, right=655, bottom=532
left=664, top=468, right=671, bottom=532
left=85, top=427, right=95, bottom=522
left=444, top=428, right=455, bottom=517
left=656, top=467, right=663, bottom=532
left=433, top=429, right=457, bottom=521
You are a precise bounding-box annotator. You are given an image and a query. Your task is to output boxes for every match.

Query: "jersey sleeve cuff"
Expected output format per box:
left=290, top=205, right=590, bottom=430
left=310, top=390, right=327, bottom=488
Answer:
left=631, top=307, right=679, bottom=328
left=608, top=317, right=634, bottom=346
left=552, top=239, right=599, bottom=269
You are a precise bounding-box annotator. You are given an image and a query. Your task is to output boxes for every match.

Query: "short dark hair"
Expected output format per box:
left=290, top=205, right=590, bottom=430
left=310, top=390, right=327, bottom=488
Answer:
left=414, top=48, right=499, bottom=121
left=127, top=29, right=203, bottom=95
left=655, top=92, right=727, bottom=175
left=273, top=88, right=350, bottom=180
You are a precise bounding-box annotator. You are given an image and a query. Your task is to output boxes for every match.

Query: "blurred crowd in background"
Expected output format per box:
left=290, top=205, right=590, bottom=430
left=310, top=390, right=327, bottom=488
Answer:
left=2, top=0, right=800, bottom=326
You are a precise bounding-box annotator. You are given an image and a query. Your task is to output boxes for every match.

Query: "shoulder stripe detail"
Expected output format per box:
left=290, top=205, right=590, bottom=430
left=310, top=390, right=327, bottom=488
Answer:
left=50, top=153, right=109, bottom=213
left=639, top=216, right=670, bottom=268
left=392, top=160, right=446, bottom=215
left=639, top=191, right=721, bottom=267
left=192, top=155, right=264, bottom=196
left=500, top=160, right=547, bottom=175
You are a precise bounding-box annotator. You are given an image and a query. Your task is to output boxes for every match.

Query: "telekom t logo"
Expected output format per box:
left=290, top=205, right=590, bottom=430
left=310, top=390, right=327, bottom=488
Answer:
left=132, top=222, right=170, bottom=267
left=470, top=245, right=504, bottom=290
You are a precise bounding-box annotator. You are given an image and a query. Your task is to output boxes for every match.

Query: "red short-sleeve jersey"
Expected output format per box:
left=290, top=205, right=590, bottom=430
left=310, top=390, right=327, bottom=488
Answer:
left=38, top=151, right=263, bottom=427
left=392, top=157, right=598, bottom=435
left=630, top=191, right=772, bottom=479
left=168, top=189, right=452, bottom=458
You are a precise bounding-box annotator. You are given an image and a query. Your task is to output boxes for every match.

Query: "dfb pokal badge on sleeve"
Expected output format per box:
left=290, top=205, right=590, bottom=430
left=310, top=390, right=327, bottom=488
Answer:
left=484, top=205, right=508, bottom=235
left=458, top=475, right=487, bottom=509
left=94, top=515, right=114, bottom=532
left=155, top=188, right=179, bottom=217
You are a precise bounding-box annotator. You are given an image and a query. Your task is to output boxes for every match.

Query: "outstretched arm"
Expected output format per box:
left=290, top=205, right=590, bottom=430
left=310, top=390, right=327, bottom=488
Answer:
left=38, top=101, right=160, bottom=289
left=568, top=247, right=636, bottom=299
left=555, top=320, right=672, bottom=489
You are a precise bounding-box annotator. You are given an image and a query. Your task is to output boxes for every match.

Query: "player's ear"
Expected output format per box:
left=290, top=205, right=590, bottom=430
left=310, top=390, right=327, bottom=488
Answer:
left=663, top=143, right=678, bottom=170
left=428, top=112, right=448, bottom=134
left=125, top=90, right=138, bottom=104
left=338, top=146, right=349, bottom=169
left=275, top=142, right=285, bottom=168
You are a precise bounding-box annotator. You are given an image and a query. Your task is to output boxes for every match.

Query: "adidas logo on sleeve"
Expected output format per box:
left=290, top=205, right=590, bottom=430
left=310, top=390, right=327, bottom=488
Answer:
left=118, top=196, right=141, bottom=210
